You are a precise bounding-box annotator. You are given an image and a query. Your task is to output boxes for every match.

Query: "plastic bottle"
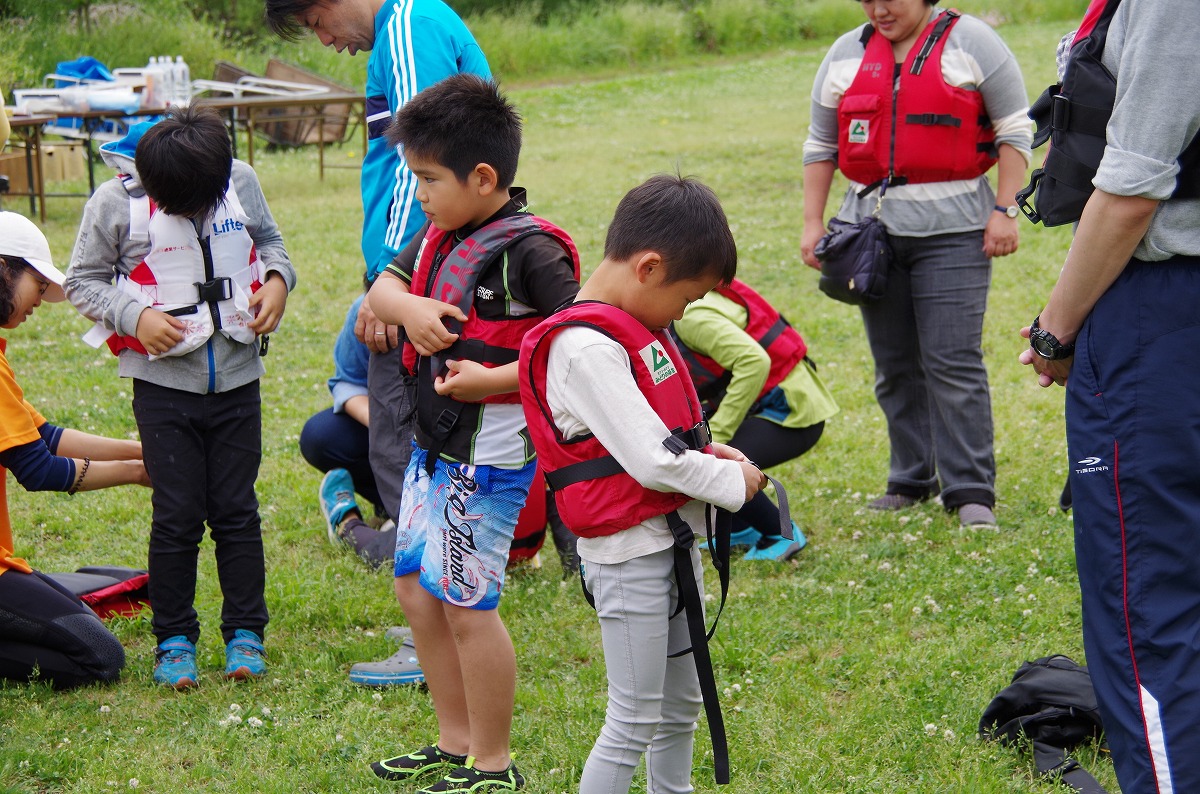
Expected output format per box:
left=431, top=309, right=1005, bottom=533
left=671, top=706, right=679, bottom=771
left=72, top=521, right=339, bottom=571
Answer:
left=158, top=56, right=176, bottom=108
left=175, top=56, right=191, bottom=105
left=142, top=56, right=159, bottom=108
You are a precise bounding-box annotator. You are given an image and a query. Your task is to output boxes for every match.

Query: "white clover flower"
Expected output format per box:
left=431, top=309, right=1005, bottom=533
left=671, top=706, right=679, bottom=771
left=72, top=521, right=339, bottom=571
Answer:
left=898, top=515, right=911, bottom=525
left=229, top=703, right=242, bottom=713
left=745, top=677, right=754, bottom=685
left=883, top=603, right=893, bottom=611
left=1023, top=609, right=1033, bottom=617
left=1015, top=584, right=1028, bottom=594
left=704, top=593, right=715, bottom=603
left=924, top=723, right=937, bottom=736
left=99, top=705, right=111, bottom=714
left=723, top=687, right=732, bottom=696
left=732, top=683, right=742, bottom=693
left=878, top=561, right=893, bottom=572
left=902, top=533, right=918, bottom=543
left=129, top=779, right=139, bottom=789
left=851, top=530, right=864, bottom=541
left=372, top=693, right=383, bottom=702
left=261, top=707, right=272, bottom=716
left=913, top=606, right=923, bottom=616
left=944, top=729, right=956, bottom=741
left=336, top=733, right=345, bottom=742
left=247, top=717, right=264, bottom=728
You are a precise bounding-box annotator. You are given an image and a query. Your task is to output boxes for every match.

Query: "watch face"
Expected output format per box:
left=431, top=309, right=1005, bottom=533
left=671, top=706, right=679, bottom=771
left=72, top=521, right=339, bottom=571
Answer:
left=1031, top=334, right=1058, bottom=358
left=1005, top=205, right=1019, bottom=218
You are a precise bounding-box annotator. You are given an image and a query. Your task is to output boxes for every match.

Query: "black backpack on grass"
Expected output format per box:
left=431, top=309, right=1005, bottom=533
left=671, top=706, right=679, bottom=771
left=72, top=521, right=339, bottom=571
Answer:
left=979, top=655, right=1109, bottom=794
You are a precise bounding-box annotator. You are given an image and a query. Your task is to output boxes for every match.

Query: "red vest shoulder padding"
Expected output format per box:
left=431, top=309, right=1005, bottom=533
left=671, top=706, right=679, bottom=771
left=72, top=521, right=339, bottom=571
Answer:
left=837, top=10, right=998, bottom=186
left=519, top=301, right=704, bottom=538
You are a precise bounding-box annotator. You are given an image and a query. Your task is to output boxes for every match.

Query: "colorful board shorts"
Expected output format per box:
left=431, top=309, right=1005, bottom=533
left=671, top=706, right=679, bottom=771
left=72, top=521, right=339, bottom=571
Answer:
left=394, top=445, right=537, bottom=610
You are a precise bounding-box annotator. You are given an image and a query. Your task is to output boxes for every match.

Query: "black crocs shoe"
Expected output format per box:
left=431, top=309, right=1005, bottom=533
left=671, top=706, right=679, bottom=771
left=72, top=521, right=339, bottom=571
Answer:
left=417, top=759, right=525, bottom=793
left=370, top=745, right=468, bottom=781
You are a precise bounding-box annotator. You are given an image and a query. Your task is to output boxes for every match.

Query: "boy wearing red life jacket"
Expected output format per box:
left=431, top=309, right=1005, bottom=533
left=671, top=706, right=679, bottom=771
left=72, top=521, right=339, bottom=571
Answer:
left=518, top=175, right=766, bottom=793
left=366, top=74, right=579, bottom=793
left=65, top=107, right=294, bottom=690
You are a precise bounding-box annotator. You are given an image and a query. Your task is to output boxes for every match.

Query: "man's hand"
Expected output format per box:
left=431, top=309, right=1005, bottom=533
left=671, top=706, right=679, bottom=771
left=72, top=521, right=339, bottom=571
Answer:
left=248, top=272, right=288, bottom=334
left=1018, top=324, right=1072, bottom=388
left=134, top=308, right=185, bottom=356
left=354, top=293, right=399, bottom=354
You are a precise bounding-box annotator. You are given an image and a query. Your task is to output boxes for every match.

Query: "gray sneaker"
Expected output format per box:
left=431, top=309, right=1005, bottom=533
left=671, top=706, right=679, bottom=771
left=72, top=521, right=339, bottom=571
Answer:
left=349, top=639, right=424, bottom=686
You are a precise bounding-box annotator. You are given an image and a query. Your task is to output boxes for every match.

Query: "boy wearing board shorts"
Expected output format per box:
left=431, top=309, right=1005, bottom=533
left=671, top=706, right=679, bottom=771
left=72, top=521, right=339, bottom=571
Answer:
left=366, top=74, right=579, bottom=792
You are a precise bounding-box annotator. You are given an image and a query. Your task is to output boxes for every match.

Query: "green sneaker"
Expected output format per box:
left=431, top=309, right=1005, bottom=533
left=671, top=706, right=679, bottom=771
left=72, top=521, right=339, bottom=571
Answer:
left=370, top=745, right=467, bottom=781
left=418, top=758, right=525, bottom=793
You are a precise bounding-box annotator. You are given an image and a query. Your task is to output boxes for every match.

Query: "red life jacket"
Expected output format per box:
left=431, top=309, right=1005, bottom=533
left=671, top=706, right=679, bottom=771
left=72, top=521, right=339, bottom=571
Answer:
left=404, top=213, right=579, bottom=470
left=519, top=301, right=712, bottom=538
left=401, top=213, right=580, bottom=407
left=837, top=10, right=998, bottom=187
left=669, top=279, right=807, bottom=415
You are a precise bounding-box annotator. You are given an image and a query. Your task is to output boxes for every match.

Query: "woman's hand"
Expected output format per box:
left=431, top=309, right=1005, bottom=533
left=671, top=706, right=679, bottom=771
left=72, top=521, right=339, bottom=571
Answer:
left=801, top=223, right=826, bottom=270
left=983, top=212, right=1020, bottom=258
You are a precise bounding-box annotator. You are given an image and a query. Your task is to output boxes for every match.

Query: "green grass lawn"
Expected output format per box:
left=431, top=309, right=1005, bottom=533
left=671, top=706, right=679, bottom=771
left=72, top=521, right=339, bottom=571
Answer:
left=0, top=19, right=1111, bottom=794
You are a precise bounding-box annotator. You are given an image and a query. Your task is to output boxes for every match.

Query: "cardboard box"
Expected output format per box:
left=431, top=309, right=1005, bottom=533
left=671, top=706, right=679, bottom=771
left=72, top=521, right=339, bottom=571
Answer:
left=0, top=150, right=40, bottom=195
left=42, top=143, right=86, bottom=182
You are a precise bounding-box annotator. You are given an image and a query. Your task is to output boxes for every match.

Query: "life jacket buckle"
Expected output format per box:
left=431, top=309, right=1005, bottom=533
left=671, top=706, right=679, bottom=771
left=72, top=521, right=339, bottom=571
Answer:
left=1050, top=93, right=1071, bottom=132
left=195, top=277, right=233, bottom=303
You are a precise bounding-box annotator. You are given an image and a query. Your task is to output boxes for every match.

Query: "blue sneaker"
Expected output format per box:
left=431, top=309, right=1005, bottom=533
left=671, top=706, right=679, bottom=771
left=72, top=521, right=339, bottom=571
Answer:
left=224, top=629, right=267, bottom=680
left=320, top=468, right=358, bottom=544
left=153, top=635, right=198, bottom=690
left=349, top=638, right=425, bottom=686
left=789, top=521, right=808, bottom=550
left=728, top=527, right=762, bottom=550
left=746, top=529, right=806, bottom=562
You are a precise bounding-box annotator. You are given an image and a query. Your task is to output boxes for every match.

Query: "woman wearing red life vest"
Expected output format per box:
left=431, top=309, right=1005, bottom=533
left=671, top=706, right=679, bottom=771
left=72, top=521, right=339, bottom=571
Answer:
left=0, top=212, right=150, bottom=689
left=800, top=0, right=1032, bottom=527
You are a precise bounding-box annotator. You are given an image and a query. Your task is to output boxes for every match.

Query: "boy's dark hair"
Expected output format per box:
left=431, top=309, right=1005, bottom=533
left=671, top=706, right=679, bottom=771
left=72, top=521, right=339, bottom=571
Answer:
left=604, top=174, right=737, bottom=284
left=136, top=106, right=233, bottom=219
left=264, top=0, right=322, bottom=41
left=385, top=74, right=521, bottom=188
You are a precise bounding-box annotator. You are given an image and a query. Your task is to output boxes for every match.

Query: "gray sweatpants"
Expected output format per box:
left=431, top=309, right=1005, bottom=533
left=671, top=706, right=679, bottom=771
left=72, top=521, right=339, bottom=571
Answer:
left=579, top=545, right=704, bottom=794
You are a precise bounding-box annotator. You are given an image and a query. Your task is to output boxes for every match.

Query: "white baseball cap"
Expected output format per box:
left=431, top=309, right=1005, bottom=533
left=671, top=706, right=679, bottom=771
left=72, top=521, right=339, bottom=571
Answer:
left=0, top=211, right=66, bottom=302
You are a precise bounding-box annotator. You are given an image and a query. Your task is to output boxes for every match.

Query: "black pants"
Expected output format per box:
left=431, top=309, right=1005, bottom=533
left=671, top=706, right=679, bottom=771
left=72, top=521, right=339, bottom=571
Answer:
left=0, top=569, right=125, bottom=689
left=299, top=406, right=385, bottom=518
left=728, top=419, right=825, bottom=536
left=133, top=379, right=267, bottom=645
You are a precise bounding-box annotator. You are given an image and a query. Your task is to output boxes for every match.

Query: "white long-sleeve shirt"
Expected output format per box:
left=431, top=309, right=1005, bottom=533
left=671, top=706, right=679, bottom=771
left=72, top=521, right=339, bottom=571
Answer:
left=545, top=326, right=747, bottom=565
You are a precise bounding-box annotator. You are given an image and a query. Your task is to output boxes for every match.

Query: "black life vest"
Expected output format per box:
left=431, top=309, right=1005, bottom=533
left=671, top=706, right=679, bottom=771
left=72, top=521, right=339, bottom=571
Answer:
left=1016, top=0, right=1200, bottom=226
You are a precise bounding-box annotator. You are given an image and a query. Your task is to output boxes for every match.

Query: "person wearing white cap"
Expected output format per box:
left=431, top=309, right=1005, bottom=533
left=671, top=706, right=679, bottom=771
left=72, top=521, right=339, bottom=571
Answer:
left=0, top=210, right=151, bottom=689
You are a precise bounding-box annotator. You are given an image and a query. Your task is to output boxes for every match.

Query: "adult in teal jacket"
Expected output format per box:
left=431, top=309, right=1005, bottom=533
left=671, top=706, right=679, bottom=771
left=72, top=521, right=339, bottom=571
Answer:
left=267, top=0, right=490, bottom=687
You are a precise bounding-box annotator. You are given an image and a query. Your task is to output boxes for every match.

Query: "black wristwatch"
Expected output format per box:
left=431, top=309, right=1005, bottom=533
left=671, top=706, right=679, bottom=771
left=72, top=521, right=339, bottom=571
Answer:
left=994, top=204, right=1019, bottom=219
left=1029, top=315, right=1075, bottom=360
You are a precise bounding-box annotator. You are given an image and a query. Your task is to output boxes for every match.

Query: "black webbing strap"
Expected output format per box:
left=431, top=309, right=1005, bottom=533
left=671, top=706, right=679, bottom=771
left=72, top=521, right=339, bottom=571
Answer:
left=545, top=423, right=712, bottom=490
left=666, top=508, right=731, bottom=785
left=910, top=10, right=959, bottom=76
left=756, top=316, right=789, bottom=350
left=1032, top=740, right=1109, bottom=794
left=905, top=113, right=961, bottom=127
left=545, top=456, right=625, bottom=490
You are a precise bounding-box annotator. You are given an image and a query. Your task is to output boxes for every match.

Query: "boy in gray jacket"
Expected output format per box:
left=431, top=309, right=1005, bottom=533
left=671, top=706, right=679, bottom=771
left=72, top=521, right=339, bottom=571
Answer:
left=66, top=106, right=295, bottom=689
